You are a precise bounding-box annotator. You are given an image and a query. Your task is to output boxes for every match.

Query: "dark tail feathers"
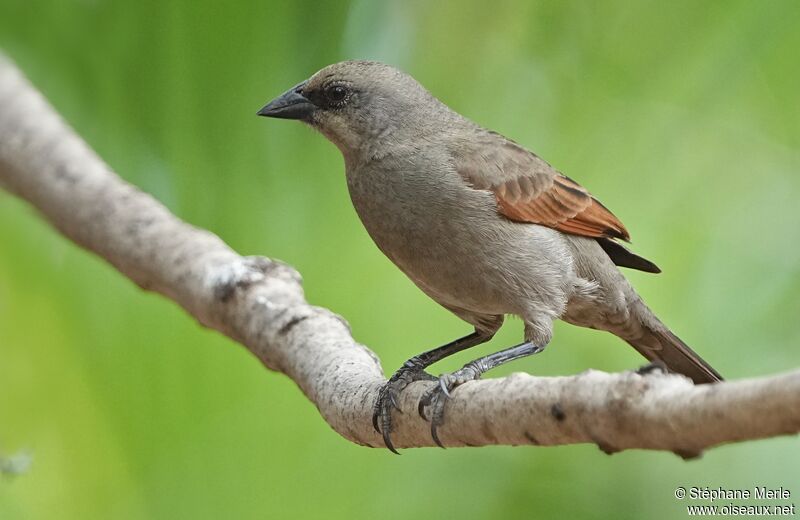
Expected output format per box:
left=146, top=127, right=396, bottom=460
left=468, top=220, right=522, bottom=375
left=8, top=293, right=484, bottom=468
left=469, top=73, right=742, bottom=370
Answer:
left=627, top=328, right=722, bottom=384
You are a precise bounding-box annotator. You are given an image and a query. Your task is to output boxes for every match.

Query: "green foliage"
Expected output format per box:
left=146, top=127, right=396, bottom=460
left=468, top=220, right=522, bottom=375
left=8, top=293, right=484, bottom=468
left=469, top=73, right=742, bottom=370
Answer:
left=1, top=1, right=798, bottom=518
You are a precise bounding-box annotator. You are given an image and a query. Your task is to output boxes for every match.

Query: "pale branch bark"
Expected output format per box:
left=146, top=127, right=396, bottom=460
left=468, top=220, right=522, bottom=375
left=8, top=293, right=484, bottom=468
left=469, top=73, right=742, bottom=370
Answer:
left=1, top=53, right=798, bottom=457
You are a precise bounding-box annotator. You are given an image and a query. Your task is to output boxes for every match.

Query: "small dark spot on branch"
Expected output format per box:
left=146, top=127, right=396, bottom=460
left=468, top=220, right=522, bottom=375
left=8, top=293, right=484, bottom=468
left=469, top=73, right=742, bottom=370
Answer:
left=595, top=439, right=620, bottom=455
left=278, top=315, right=308, bottom=336
left=214, top=265, right=266, bottom=303
left=481, top=419, right=499, bottom=443
left=523, top=431, right=540, bottom=445
left=53, top=163, right=79, bottom=184
left=550, top=403, right=566, bottom=421
left=674, top=449, right=703, bottom=461
left=250, top=256, right=302, bottom=284
left=214, top=280, right=237, bottom=302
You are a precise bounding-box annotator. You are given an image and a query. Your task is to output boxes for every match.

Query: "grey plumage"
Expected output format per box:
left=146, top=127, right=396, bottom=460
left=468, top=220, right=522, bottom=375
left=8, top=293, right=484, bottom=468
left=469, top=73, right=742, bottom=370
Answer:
left=259, top=60, right=722, bottom=452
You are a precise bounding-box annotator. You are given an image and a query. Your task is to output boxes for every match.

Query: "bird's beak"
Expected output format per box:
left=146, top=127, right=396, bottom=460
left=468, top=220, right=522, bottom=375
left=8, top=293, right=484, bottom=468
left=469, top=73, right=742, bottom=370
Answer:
left=257, top=81, right=316, bottom=120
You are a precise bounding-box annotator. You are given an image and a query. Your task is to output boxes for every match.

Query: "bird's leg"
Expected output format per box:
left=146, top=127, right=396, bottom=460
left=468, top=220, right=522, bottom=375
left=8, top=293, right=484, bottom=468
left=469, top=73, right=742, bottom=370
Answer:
left=418, top=341, right=546, bottom=447
left=373, top=330, right=493, bottom=454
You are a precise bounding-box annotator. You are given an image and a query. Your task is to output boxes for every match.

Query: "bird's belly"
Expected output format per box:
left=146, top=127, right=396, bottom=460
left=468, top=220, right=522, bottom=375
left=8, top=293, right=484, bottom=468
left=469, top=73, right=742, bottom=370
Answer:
left=347, top=167, right=575, bottom=317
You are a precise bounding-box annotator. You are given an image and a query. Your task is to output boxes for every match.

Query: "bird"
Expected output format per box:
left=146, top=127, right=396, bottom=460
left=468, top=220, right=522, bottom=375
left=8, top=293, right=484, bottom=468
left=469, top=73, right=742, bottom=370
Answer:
left=257, top=60, right=722, bottom=453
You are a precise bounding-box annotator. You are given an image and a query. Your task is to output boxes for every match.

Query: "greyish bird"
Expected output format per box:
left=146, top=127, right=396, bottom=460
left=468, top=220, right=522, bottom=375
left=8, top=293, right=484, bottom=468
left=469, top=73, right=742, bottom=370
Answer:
left=258, top=60, right=722, bottom=453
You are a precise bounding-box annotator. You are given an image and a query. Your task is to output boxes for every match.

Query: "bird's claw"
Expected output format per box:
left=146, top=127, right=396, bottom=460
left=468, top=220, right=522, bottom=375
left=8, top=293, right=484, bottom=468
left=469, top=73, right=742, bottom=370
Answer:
left=372, top=362, right=436, bottom=453
left=389, top=391, right=401, bottom=412
left=635, top=361, right=668, bottom=376
left=418, top=364, right=483, bottom=448
left=439, top=378, right=451, bottom=397
left=373, top=383, right=404, bottom=454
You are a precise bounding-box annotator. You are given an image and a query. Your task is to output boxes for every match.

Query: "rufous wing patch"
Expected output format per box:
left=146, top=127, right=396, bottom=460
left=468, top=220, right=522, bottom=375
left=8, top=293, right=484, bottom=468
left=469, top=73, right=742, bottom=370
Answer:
left=495, top=174, right=630, bottom=241
left=454, top=133, right=631, bottom=241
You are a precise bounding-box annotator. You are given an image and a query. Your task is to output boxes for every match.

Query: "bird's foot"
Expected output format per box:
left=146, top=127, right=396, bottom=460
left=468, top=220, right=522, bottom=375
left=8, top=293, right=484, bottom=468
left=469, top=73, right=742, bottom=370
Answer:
left=636, top=361, right=668, bottom=376
left=373, top=359, right=437, bottom=454
left=417, top=362, right=485, bottom=448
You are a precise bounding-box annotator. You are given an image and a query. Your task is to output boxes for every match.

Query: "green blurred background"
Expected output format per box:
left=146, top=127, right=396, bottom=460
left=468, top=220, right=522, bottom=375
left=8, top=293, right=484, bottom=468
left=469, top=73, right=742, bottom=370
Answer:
left=1, top=0, right=798, bottom=518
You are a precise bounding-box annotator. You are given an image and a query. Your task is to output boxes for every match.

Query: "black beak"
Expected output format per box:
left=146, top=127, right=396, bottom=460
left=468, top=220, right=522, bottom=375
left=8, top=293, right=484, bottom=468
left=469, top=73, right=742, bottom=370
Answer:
left=257, top=81, right=316, bottom=120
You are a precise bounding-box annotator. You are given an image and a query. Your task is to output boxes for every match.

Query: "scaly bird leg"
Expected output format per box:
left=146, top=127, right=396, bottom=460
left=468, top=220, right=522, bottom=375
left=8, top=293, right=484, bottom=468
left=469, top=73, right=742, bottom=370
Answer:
left=418, top=341, right=546, bottom=448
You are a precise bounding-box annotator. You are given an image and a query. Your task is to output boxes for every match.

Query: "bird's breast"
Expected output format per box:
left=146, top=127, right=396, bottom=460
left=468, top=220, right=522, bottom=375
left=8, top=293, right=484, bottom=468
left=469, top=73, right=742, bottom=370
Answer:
left=345, top=161, right=491, bottom=266
left=344, top=160, right=575, bottom=316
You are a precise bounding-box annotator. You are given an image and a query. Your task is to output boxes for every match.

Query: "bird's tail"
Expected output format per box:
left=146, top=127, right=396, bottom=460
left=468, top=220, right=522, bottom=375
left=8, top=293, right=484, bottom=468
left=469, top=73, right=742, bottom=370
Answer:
left=625, top=319, right=722, bottom=384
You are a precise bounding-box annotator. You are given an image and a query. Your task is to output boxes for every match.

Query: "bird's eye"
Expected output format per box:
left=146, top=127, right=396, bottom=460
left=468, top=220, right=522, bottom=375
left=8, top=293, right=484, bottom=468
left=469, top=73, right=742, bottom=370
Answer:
left=325, top=84, right=348, bottom=104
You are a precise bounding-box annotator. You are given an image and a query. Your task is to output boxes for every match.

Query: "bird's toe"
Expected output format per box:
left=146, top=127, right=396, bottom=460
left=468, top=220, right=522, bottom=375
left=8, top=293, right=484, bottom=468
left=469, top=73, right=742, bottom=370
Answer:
left=372, top=363, right=436, bottom=453
left=418, top=364, right=484, bottom=447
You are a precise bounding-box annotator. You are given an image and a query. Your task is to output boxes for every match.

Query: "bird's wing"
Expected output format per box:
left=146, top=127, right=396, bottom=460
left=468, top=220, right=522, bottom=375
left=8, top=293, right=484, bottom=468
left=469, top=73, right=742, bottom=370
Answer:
left=454, top=132, right=630, bottom=241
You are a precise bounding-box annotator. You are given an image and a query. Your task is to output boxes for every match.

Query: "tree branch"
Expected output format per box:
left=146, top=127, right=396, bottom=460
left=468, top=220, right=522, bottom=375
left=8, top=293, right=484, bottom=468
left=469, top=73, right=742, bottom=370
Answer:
left=1, top=52, right=797, bottom=457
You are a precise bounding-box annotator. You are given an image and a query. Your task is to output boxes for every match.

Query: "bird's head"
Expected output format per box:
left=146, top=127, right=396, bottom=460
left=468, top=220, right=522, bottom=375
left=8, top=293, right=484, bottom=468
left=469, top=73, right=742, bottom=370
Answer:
left=258, top=61, right=449, bottom=160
